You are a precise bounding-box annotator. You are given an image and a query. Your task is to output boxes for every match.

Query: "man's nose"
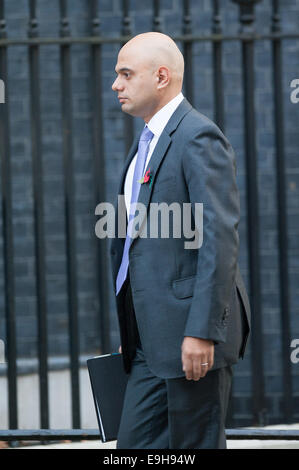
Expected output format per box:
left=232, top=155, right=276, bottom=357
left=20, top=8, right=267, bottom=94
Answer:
left=112, top=77, right=123, bottom=92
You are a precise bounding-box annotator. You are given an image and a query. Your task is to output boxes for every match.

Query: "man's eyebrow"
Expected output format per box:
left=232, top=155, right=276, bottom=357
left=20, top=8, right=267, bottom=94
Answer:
left=115, top=67, right=133, bottom=74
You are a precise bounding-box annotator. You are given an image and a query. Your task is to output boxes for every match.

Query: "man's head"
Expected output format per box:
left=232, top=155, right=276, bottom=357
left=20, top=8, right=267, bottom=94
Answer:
left=112, top=32, right=184, bottom=122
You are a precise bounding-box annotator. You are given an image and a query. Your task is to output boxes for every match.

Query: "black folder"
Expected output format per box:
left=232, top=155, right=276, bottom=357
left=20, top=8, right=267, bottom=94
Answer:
left=87, top=353, right=129, bottom=442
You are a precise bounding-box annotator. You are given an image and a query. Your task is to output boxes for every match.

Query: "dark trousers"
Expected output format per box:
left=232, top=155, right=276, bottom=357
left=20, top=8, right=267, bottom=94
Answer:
left=117, top=280, right=233, bottom=449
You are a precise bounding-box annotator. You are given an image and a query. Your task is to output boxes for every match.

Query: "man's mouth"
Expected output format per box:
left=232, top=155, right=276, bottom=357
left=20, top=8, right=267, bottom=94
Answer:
left=118, top=97, right=128, bottom=102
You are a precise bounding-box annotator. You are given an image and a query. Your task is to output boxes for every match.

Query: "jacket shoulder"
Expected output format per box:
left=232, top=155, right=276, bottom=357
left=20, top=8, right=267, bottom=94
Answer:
left=179, top=107, right=229, bottom=144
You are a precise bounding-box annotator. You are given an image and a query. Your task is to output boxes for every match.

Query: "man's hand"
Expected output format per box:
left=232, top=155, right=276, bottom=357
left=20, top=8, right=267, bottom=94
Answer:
left=118, top=345, right=122, bottom=354
left=181, top=337, right=214, bottom=381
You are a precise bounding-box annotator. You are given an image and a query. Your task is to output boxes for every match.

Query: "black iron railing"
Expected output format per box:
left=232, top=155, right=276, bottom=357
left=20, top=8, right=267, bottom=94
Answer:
left=0, top=428, right=299, bottom=442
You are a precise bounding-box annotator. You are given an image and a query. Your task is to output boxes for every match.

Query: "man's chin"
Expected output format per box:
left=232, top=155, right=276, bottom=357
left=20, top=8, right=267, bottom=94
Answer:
left=120, top=103, right=136, bottom=117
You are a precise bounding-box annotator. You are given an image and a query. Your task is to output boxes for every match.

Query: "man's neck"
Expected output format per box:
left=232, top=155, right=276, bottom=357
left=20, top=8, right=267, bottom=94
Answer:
left=143, top=91, right=182, bottom=123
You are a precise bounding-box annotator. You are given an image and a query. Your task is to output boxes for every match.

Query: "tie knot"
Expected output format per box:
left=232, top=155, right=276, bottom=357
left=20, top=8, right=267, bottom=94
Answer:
left=139, top=126, right=154, bottom=142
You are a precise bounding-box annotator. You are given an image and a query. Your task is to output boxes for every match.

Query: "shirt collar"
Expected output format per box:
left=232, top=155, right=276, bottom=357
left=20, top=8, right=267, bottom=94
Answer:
left=146, top=92, right=184, bottom=138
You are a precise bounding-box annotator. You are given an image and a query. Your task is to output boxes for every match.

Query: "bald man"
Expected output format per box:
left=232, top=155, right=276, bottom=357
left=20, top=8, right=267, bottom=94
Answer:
left=109, top=32, right=251, bottom=449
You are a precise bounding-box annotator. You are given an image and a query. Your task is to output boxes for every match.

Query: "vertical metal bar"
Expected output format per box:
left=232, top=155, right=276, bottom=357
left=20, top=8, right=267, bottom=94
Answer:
left=59, top=0, right=80, bottom=428
left=271, top=0, right=293, bottom=422
left=28, top=0, right=49, bottom=429
left=212, top=0, right=228, bottom=421
left=0, top=0, right=18, bottom=430
left=212, top=0, right=225, bottom=131
left=122, top=0, right=134, bottom=154
left=89, top=1, right=110, bottom=354
left=183, top=0, right=193, bottom=103
left=232, top=0, right=266, bottom=425
left=153, top=0, right=162, bottom=33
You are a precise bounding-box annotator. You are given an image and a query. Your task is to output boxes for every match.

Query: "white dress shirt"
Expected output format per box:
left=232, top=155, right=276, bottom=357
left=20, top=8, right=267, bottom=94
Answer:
left=124, top=92, right=185, bottom=217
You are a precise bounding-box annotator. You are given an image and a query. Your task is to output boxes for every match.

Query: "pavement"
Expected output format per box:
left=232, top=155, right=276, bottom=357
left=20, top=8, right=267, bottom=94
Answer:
left=7, top=424, right=299, bottom=449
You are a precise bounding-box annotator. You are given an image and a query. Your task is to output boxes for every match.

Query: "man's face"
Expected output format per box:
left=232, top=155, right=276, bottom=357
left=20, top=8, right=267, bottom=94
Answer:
left=112, top=46, right=159, bottom=121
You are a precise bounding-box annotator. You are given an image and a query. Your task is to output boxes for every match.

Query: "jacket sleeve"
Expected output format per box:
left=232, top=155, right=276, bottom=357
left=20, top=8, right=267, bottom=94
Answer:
left=182, top=127, right=240, bottom=343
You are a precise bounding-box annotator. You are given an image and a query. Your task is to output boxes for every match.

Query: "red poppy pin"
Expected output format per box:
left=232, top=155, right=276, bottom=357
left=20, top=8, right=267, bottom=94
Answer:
left=138, top=168, right=153, bottom=188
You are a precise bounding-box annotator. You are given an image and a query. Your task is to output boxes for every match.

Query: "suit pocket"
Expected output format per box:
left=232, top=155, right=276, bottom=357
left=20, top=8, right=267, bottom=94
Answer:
left=172, top=274, right=196, bottom=299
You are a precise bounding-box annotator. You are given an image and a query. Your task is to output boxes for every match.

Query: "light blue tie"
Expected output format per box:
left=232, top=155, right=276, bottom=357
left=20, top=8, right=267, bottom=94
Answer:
left=116, top=126, right=154, bottom=295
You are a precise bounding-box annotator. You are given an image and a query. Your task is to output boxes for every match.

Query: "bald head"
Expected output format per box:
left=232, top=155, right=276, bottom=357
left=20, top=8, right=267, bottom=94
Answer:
left=112, top=32, right=185, bottom=122
left=121, top=32, right=184, bottom=88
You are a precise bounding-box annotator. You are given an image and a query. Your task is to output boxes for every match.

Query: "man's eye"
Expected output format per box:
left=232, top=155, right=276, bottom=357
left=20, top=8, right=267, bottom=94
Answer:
left=124, top=73, right=130, bottom=78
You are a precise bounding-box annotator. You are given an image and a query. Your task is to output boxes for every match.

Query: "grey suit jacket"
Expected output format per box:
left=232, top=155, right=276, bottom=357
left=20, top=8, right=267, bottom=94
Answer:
left=110, top=98, right=251, bottom=379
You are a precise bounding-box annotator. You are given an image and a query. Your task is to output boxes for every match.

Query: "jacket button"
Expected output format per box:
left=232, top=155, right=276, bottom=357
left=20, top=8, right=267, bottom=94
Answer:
left=223, top=307, right=229, bottom=320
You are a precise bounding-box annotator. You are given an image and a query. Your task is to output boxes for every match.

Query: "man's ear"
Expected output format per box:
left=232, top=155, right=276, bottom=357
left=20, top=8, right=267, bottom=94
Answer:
left=157, top=66, right=170, bottom=88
